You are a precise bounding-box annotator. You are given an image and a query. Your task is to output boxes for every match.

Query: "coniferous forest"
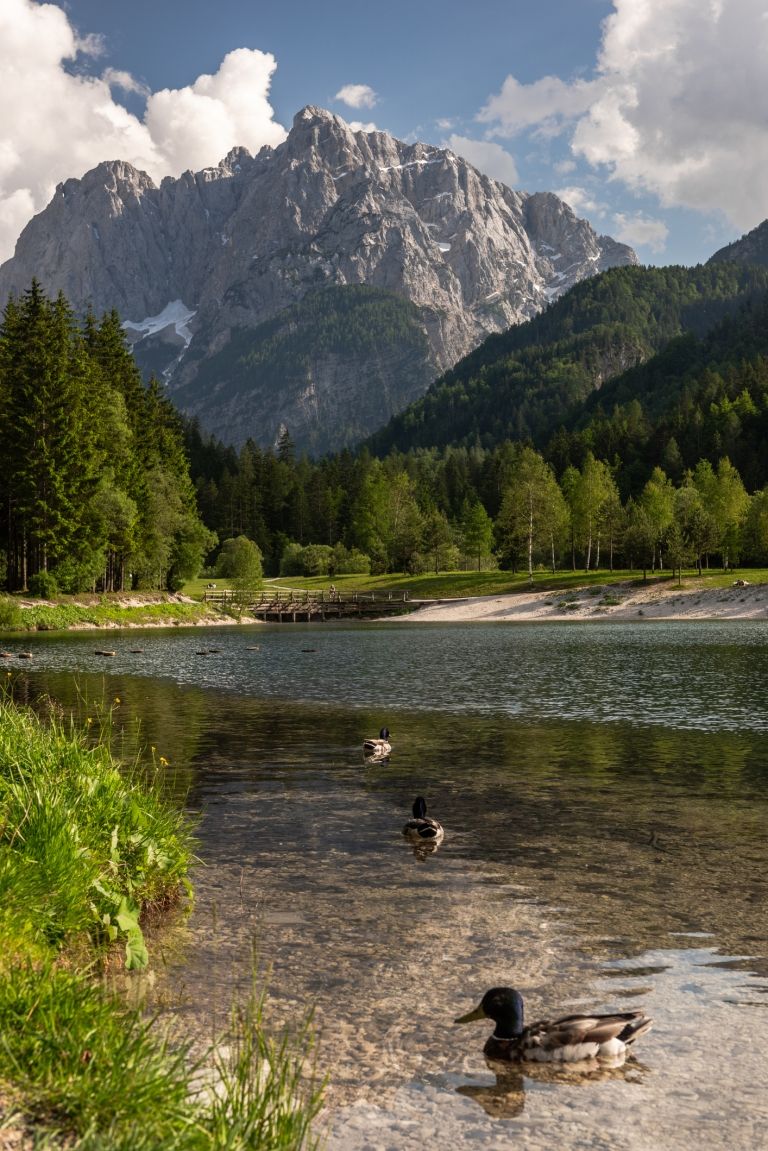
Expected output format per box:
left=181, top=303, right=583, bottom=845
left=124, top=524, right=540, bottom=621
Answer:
left=0, top=282, right=214, bottom=594
left=4, top=269, right=768, bottom=593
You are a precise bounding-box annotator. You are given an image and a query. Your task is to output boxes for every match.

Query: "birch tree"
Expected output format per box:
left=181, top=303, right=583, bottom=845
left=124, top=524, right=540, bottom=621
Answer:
left=496, top=448, right=566, bottom=577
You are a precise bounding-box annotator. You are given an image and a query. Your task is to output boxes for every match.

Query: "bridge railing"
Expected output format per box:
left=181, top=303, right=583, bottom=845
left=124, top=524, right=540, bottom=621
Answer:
left=202, top=588, right=410, bottom=606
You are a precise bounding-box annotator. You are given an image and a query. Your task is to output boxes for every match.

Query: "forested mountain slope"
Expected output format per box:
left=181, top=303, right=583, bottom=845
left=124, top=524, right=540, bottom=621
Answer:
left=368, top=264, right=768, bottom=456
left=555, top=286, right=768, bottom=495
left=709, top=218, right=768, bottom=268
left=172, top=286, right=431, bottom=455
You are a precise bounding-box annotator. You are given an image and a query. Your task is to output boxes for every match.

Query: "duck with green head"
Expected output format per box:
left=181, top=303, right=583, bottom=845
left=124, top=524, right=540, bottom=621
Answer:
left=456, top=987, right=653, bottom=1065
left=402, top=796, right=444, bottom=846
left=363, top=726, right=391, bottom=759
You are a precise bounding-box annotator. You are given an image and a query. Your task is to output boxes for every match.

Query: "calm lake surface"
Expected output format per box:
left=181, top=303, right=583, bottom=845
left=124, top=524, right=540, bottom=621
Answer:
left=10, top=619, right=768, bottom=1150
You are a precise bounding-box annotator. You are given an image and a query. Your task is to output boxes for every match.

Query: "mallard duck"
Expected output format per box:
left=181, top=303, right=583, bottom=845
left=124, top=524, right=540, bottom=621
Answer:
left=363, top=726, right=391, bottom=758
left=455, top=987, right=652, bottom=1065
left=402, top=796, right=444, bottom=845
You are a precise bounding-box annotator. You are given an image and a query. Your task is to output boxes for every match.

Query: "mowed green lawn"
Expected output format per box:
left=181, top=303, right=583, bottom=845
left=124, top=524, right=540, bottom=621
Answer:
left=183, top=568, right=768, bottom=602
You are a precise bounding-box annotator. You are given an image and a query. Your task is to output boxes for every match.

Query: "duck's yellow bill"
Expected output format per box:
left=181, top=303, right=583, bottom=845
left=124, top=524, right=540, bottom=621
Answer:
left=454, top=1004, right=486, bottom=1024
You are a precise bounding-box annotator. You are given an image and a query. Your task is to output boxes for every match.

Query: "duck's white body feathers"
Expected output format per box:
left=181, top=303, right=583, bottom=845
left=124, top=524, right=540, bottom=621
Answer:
left=402, top=816, right=444, bottom=845
left=487, top=1010, right=652, bottom=1065
left=402, top=796, right=444, bottom=845
left=364, top=727, right=391, bottom=759
left=363, top=737, right=391, bottom=758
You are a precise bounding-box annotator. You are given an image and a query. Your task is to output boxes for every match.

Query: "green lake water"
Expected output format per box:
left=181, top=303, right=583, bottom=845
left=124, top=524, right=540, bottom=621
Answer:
left=9, top=619, right=768, bottom=1150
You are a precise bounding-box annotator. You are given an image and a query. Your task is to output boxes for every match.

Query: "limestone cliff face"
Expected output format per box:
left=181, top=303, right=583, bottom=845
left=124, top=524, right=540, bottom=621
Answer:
left=0, top=106, right=636, bottom=451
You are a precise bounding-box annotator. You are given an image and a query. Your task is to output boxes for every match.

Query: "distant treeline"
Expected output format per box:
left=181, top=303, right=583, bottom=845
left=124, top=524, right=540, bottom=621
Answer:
left=186, top=426, right=768, bottom=579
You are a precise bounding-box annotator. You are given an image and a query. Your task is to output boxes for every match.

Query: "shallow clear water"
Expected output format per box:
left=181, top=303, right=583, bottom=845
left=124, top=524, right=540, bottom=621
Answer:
left=13, top=619, right=768, bottom=1149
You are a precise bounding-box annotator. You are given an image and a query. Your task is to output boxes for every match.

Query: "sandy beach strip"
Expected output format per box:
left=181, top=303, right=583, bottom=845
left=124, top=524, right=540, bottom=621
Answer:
left=397, top=579, right=768, bottom=623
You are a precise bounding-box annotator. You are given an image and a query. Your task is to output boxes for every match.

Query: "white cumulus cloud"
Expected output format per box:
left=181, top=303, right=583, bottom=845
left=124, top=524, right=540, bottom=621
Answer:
left=444, top=135, right=519, bottom=188
left=103, top=69, right=151, bottom=99
left=479, top=74, right=599, bottom=137
left=144, top=47, right=286, bottom=174
left=554, top=186, right=607, bottom=219
left=479, top=0, right=768, bottom=232
left=335, top=83, right=378, bottom=110
left=0, top=0, right=287, bottom=263
left=611, top=211, right=669, bottom=254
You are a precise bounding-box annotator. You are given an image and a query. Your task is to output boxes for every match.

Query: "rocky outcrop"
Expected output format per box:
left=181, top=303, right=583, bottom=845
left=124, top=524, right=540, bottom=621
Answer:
left=0, top=106, right=636, bottom=452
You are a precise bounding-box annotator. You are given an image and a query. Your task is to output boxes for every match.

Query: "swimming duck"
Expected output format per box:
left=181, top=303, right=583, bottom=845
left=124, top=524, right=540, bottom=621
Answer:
left=363, top=727, right=391, bottom=758
left=402, top=796, right=444, bottom=846
left=455, top=987, right=652, bottom=1065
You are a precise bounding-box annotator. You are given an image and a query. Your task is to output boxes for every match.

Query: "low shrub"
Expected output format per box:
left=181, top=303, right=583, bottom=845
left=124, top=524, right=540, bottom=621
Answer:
left=27, top=571, right=59, bottom=599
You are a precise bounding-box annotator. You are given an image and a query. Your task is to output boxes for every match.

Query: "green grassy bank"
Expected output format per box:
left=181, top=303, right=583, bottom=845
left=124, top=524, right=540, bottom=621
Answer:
left=0, top=694, right=323, bottom=1149
left=255, top=567, right=768, bottom=601
left=0, top=594, right=224, bottom=633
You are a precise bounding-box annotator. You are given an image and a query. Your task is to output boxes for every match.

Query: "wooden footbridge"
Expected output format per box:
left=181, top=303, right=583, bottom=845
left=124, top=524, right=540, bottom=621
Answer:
left=203, top=587, right=414, bottom=622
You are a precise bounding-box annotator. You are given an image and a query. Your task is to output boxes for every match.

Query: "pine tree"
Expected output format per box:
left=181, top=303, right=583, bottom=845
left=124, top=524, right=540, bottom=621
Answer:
left=0, top=283, right=99, bottom=588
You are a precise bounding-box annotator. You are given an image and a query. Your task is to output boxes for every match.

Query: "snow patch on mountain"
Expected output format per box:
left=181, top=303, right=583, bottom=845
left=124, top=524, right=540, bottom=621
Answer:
left=123, top=300, right=196, bottom=347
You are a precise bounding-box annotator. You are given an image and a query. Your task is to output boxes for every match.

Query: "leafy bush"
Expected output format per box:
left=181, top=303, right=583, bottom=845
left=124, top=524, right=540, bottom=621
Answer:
left=300, top=544, right=333, bottom=576
left=280, top=541, right=371, bottom=577
left=52, top=551, right=104, bottom=594
left=332, top=544, right=371, bottom=574
left=216, top=536, right=263, bottom=589
left=27, top=571, right=59, bottom=599
left=279, top=542, right=304, bottom=576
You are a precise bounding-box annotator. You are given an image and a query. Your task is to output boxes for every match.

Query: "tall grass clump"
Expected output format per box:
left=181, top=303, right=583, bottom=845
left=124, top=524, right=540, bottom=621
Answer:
left=0, top=693, right=325, bottom=1149
left=0, top=960, right=196, bottom=1149
left=0, top=595, right=23, bottom=630
left=0, top=695, right=194, bottom=966
left=202, top=982, right=325, bottom=1150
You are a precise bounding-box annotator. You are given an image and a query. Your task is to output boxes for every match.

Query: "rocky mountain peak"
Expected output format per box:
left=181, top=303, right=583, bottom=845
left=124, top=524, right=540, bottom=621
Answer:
left=59, top=159, right=154, bottom=202
left=217, top=146, right=255, bottom=175
left=292, top=104, right=340, bottom=130
left=0, top=106, right=637, bottom=453
left=284, top=104, right=363, bottom=173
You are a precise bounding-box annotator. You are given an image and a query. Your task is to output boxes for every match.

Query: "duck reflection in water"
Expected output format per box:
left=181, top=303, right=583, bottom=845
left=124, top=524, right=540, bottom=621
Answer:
left=456, top=1058, right=649, bottom=1120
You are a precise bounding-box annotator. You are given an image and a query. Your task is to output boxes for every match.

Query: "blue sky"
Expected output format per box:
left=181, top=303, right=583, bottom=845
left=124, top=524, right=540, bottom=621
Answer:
left=1, top=0, right=766, bottom=266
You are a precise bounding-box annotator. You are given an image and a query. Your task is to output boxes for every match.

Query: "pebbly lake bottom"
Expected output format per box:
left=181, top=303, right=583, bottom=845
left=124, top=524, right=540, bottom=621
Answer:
left=9, top=619, right=768, bottom=1150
